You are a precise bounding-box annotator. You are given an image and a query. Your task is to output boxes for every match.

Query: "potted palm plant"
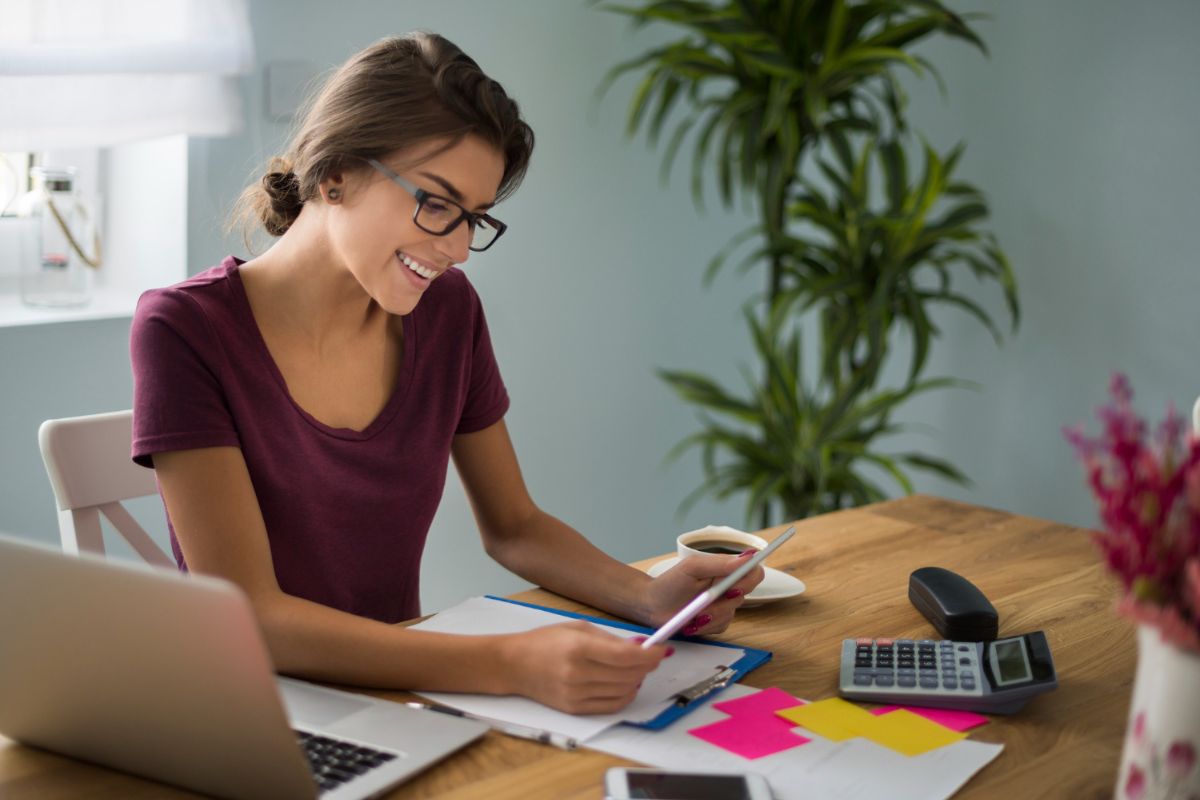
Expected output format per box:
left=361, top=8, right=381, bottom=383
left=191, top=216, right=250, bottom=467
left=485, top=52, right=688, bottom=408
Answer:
left=600, top=0, right=1018, bottom=526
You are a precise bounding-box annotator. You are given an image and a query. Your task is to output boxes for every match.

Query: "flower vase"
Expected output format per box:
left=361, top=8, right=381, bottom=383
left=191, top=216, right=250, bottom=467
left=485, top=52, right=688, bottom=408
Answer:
left=1116, top=624, right=1200, bottom=799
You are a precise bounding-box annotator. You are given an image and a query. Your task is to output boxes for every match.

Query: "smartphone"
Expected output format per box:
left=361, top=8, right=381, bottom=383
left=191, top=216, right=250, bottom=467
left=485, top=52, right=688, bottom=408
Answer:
left=604, top=767, right=773, bottom=800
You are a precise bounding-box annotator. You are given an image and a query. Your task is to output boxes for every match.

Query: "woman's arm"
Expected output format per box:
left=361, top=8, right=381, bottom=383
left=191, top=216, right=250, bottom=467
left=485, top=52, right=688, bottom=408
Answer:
left=451, top=421, right=764, bottom=633
left=153, top=446, right=666, bottom=713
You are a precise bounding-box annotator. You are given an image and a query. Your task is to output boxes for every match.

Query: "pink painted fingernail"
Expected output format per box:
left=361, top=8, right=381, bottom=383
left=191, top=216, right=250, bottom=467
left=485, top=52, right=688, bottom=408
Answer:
left=683, top=624, right=699, bottom=636
left=739, top=548, right=757, bottom=557
left=724, top=587, right=743, bottom=599
left=632, top=635, right=647, bottom=644
left=665, top=646, right=676, bottom=657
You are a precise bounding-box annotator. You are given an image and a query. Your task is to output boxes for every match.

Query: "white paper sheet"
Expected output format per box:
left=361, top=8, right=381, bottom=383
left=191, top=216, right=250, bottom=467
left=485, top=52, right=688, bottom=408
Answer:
left=585, top=684, right=1004, bottom=800
left=409, top=596, right=744, bottom=742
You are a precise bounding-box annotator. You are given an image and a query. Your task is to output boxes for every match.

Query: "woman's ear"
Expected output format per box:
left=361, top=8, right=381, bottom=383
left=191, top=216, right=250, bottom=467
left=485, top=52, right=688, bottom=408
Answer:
left=321, top=172, right=345, bottom=204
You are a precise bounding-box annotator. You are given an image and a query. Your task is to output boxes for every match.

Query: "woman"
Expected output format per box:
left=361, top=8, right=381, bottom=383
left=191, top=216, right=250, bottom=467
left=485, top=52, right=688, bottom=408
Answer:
left=130, top=32, right=762, bottom=714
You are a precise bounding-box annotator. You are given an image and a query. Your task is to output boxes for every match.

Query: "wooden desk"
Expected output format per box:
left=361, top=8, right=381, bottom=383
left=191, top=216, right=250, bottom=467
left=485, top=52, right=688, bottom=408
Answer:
left=0, top=495, right=1133, bottom=799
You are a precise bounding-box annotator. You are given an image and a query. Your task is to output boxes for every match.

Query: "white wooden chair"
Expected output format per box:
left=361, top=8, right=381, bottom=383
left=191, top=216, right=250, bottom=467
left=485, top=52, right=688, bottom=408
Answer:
left=38, top=409, right=173, bottom=567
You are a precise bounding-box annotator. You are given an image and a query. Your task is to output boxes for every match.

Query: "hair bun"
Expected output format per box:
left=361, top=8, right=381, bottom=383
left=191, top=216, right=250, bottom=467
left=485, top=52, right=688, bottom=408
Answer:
left=261, top=169, right=303, bottom=235
left=264, top=170, right=301, bottom=205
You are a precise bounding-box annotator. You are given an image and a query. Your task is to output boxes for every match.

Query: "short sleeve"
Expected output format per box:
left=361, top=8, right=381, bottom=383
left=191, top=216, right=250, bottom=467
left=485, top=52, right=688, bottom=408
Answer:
left=129, top=288, right=241, bottom=467
left=455, top=280, right=509, bottom=434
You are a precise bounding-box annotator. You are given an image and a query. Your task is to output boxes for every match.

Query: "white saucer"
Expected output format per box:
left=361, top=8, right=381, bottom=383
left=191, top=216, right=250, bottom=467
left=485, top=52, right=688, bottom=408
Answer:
left=645, top=556, right=806, bottom=607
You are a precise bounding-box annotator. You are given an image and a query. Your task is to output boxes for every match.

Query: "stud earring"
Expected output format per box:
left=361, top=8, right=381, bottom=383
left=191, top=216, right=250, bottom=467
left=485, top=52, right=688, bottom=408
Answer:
left=326, top=188, right=341, bottom=202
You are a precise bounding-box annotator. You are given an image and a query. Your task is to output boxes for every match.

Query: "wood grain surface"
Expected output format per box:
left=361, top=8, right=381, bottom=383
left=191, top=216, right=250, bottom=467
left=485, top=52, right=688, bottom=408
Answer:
left=0, top=495, right=1132, bottom=799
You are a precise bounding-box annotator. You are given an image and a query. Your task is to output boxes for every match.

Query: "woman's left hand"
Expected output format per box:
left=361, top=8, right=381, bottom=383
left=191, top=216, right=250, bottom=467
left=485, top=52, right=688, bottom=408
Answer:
left=642, top=551, right=765, bottom=636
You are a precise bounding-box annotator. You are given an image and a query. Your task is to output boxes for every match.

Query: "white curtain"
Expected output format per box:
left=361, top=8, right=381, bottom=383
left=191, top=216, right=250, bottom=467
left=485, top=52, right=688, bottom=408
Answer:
left=0, top=0, right=255, bottom=149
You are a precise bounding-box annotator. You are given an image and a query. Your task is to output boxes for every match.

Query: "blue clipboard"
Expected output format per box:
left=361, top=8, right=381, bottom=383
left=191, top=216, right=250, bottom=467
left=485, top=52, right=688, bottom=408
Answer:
left=487, top=595, right=772, bottom=730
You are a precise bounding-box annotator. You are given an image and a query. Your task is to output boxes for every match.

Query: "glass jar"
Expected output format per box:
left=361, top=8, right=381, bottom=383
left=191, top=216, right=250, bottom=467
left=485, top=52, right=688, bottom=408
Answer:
left=15, top=166, right=100, bottom=308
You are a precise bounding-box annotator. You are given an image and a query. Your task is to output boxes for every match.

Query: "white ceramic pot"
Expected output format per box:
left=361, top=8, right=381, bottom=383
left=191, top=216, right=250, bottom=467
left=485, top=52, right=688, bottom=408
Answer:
left=1115, top=624, right=1200, bottom=799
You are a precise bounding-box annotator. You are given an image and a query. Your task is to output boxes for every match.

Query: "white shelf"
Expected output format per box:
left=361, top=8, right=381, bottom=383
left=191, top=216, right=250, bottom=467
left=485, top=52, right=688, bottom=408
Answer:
left=0, top=286, right=140, bottom=328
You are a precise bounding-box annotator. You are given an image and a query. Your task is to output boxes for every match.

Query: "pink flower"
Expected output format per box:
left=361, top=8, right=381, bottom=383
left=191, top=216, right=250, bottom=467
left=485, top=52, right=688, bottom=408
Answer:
left=1125, top=763, right=1146, bottom=800
left=1187, top=559, right=1200, bottom=619
left=1067, top=374, right=1200, bottom=654
left=1117, top=596, right=1200, bottom=652
left=1167, top=740, right=1197, bottom=778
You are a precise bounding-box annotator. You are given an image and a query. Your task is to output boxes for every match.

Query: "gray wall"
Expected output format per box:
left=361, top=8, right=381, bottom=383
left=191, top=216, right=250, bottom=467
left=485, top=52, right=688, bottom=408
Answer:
left=3, top=1, right=1198, bottom=613
left=892, top=0, right=1200, bottom=524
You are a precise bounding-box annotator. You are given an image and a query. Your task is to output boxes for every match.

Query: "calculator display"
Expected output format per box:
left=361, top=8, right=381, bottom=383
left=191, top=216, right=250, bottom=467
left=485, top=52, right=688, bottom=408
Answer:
left=989, top=637, right=1033, bottom=686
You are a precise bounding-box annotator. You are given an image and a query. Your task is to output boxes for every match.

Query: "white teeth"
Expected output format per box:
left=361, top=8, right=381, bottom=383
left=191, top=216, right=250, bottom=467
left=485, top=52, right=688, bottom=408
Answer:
left=398, top=252, right=437, bottom=280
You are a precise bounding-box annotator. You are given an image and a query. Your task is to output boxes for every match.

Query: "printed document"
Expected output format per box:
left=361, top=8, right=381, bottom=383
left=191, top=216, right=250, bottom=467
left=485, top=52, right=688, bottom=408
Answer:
left=410, top=596, right=743, bottom=741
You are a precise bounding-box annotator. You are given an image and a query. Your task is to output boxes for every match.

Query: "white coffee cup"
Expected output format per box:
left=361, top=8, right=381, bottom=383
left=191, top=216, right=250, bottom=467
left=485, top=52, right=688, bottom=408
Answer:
left=677, top=525, right=768, bottom=559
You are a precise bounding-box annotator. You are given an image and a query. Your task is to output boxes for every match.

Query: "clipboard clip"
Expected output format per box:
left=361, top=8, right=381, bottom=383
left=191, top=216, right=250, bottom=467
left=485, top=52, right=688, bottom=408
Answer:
left=672, top=665, right=736, bottom=707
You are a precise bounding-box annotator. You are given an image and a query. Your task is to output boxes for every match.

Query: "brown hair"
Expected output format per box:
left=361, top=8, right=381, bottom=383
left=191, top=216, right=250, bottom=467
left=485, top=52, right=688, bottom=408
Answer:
left=232, top=32, right=535, bottom=239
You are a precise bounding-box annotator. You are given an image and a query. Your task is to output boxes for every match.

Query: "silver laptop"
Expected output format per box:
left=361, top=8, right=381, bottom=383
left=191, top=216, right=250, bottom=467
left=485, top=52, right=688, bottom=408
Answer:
left=0, top=534, right=487, bottom=799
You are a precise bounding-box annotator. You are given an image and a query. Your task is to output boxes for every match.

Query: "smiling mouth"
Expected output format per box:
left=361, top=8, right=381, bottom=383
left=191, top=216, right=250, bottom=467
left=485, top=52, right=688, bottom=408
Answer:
left=397, top=251, right=440, bottom=280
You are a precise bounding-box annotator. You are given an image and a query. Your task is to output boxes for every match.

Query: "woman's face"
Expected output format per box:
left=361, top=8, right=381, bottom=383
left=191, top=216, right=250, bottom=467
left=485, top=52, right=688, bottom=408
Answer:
left=325, top=134, right=505, bottom=315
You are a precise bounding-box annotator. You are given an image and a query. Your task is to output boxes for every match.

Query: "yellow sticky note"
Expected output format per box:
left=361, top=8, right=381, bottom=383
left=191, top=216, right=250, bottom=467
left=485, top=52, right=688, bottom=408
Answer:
left=776, top=698, right=879, bottom=742
left=857, top=708, right=967, bottom=756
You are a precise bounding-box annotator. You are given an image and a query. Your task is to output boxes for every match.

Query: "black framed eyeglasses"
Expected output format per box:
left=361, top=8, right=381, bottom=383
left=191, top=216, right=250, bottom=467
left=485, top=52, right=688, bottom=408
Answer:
left=366, top=158, right=507, bottom=252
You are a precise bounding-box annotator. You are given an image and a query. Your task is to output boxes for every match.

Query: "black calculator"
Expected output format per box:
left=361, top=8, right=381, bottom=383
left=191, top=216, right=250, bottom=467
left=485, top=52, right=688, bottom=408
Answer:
left=838, top=631, right=1057, bottom=714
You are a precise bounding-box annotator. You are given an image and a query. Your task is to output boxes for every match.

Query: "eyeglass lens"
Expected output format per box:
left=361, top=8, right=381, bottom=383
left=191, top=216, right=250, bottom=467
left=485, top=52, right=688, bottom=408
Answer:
left=416, top=197, right=500, bottom=251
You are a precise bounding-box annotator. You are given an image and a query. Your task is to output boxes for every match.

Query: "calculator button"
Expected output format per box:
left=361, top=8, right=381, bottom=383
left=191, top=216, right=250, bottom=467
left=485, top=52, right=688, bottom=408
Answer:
left=876, top=638, right=894, bottom=647
left=961, top=679, right=976, bottom=691
left=957, top=644, right=971, bottom=652
left=897, top=674, right=917, bottom=688
left=919, top=676, right=939, bottom=689
left=943, top=679, right=958, bottom=690
left=856, top=638, right=873, bottom=646
left=875, top=674, right=895, bottom=687
left=853, top=672, right=874, bottom=686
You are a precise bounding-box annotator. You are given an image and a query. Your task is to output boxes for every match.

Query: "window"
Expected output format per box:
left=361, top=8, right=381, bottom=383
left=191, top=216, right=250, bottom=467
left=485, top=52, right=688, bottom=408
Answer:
left=0, top=0, right=253, bottom=325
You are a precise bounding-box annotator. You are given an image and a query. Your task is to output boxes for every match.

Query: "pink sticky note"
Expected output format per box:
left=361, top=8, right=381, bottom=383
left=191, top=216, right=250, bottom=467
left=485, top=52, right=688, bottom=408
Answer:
left=871, top=705, right=989, bottom=732
left=689, top=714, right=811, bottom=760
left=713, top=687, right=805, bottom=718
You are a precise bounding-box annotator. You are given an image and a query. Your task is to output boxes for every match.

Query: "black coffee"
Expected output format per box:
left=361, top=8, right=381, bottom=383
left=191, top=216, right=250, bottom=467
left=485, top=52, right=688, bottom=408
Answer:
left=689, top=541, right=753, bottom=555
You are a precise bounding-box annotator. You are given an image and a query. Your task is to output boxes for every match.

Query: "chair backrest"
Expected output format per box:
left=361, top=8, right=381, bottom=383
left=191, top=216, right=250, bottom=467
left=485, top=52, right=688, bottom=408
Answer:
left=38, top=410, right=173, bottom=567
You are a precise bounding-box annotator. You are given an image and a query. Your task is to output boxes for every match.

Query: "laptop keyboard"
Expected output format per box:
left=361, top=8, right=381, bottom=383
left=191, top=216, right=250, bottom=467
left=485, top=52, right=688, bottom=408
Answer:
left=296, top=729, right=397, bottom=794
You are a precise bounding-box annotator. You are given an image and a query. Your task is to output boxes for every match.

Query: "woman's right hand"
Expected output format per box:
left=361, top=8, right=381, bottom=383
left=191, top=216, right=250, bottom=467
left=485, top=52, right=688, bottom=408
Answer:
left=497, top=621, right=671, bottom=714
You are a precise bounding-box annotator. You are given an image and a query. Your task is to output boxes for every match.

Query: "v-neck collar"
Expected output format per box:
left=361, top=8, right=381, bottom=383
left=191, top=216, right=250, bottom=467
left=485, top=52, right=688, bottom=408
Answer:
left=223, top=257, right=415, bottom=441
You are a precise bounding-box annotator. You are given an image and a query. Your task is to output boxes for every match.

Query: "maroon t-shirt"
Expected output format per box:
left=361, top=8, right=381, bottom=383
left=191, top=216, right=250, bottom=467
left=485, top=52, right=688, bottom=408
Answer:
left=130, top=257, right=509, bottom=623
